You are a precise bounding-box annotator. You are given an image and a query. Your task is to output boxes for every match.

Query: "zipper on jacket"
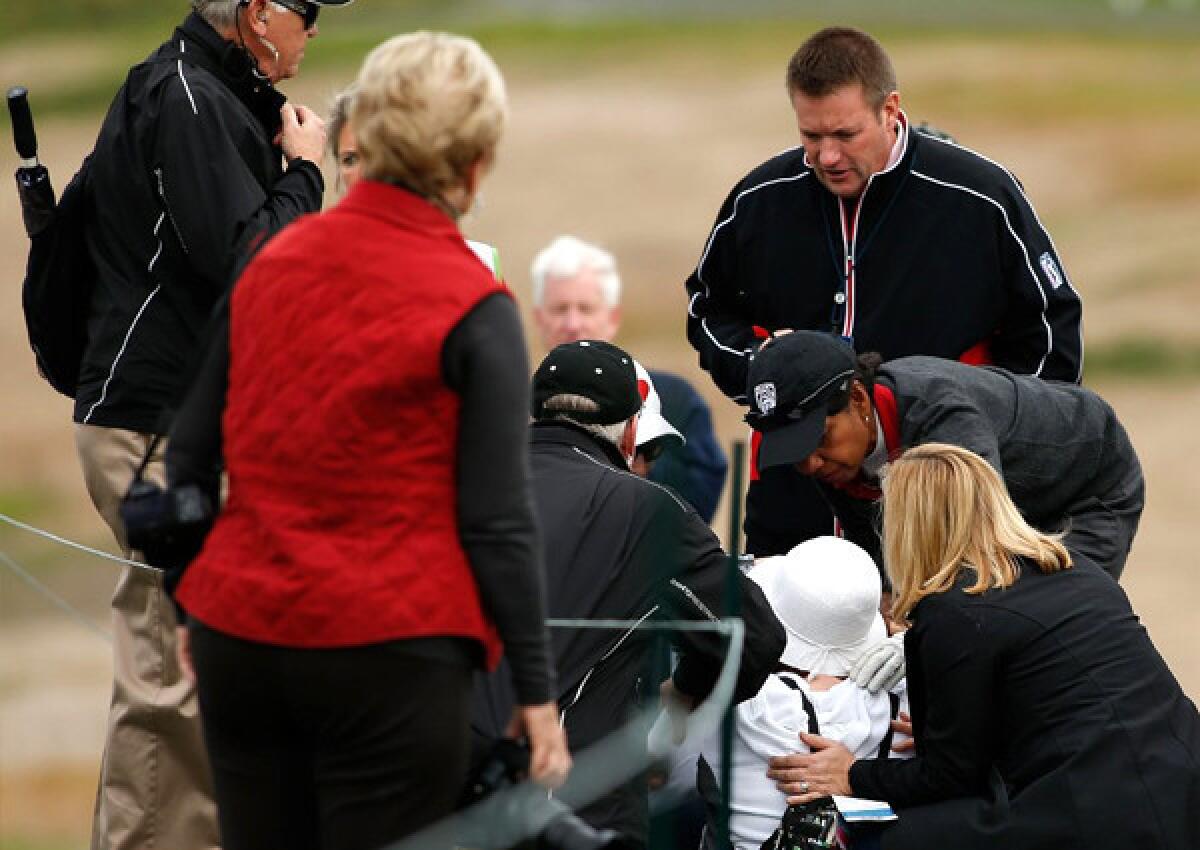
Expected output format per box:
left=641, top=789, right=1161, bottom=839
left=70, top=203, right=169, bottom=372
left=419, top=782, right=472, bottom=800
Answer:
left=834, top=196, right=856, bottom=338
left=835, top=173, right=877, bottom=341
left=153, top=167, right=190, bottom=255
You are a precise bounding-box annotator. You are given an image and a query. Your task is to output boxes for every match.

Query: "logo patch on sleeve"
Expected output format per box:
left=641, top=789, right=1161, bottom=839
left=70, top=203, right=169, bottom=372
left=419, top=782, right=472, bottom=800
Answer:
left=1039, top=252, right=1064, bottom=289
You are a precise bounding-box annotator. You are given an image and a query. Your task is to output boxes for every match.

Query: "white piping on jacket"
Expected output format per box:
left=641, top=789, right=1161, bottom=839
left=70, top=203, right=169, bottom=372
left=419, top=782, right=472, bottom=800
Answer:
left=82, top=213, right=168, bottom=423
left=912, top=169, right=1054, bottom=378
left=690, top=170, right=812, bottom=318
left=917, top=132, right=1084, bottom=382
left=82, top=285, right=162, bottom=423
left=559, top=606, right=659, bottom=729
left=176, top=41, right=198, bottom=116
left=569, top=446, right=690, bottom=513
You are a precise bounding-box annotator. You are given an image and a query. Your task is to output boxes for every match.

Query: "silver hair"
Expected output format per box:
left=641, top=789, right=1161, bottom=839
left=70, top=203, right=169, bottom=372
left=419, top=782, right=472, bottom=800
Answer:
left=530, top=235, right=621, bottom=308
left=192, top=0, right=244, bottom=31
left=539, top=394, right=631, bottom=449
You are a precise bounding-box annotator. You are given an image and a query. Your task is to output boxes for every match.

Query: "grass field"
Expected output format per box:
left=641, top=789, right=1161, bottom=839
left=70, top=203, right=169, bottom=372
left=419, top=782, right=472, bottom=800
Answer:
left=1, top=7, right=1199, bottom=848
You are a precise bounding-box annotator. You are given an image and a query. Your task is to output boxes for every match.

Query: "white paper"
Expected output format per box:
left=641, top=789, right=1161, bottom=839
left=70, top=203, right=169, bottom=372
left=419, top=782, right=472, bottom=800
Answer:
left=832, top=795, right=897, bottom=822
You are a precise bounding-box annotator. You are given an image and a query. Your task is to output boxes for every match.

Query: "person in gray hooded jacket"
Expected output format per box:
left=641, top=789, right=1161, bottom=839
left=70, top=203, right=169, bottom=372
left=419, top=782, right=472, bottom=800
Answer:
left=744, top=331, right=1143, bottom=582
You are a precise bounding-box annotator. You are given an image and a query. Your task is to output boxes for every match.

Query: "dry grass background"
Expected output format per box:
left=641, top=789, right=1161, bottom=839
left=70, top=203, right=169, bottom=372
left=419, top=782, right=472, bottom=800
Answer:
left=1, top=18, right=1199, bottom=848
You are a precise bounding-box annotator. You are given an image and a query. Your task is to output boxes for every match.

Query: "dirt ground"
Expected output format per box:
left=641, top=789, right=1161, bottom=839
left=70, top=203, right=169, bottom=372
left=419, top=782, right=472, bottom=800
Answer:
left=1, top=32, right=1199, bottom=847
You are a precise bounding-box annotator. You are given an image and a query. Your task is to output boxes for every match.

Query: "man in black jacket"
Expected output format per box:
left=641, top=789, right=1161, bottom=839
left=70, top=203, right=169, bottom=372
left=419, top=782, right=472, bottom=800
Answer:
left=684, top=26, right=1084, bottom=557
left=72, top=3, right=349, bottom=849
left=530, top=234, right=729, bottom=523
left=473, top=340, right=785, bottom=849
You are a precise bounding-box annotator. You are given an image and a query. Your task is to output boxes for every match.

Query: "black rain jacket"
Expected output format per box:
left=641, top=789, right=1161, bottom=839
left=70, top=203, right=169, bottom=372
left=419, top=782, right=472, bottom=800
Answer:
left=472, top=421, right=785, bottom=845
left=75, top=12, right=323, bottom=432
left=685, top=119, right=1084, bottom=403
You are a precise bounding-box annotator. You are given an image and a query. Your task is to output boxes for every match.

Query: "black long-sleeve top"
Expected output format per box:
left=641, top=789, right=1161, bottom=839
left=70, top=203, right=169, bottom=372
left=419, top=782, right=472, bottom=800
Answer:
left=846, top=557, right=1200, bottom=849
left=77, top=12, right=324, bottom=431
left=684, top=120, right=1083, bottom=405
left=167, top=292, right=554, bottom=705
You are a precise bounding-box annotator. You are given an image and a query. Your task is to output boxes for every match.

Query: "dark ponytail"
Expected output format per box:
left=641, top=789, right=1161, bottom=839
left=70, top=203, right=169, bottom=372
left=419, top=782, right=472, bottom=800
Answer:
left=854, top=351, right=883, bottom=396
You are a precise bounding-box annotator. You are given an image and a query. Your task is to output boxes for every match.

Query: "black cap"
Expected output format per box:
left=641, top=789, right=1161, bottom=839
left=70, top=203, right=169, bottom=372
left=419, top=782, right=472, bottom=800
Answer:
left=744, top=332, right=857, bottom=472
left=532, top=340, right=642, bottom=425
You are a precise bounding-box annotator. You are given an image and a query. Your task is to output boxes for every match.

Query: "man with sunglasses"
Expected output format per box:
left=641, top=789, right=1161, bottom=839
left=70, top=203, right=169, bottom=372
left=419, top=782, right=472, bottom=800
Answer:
left=73, top=2, right=351, bottom=849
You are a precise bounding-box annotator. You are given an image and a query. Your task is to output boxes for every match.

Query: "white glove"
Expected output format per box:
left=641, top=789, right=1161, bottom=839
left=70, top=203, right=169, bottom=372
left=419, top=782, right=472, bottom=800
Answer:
left=848, top=633, right=905, bottom=693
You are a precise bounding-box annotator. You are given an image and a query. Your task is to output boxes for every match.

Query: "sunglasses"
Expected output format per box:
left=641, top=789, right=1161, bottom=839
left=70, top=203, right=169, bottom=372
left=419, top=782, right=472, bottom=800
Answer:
left=637, top=439, right=668, bottom=465
left=273, top=0, right=319, bottom=30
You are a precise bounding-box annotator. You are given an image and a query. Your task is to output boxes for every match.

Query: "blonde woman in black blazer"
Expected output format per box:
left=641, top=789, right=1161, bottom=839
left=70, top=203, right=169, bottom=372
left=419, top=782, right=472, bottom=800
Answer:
left=769, top=444, right=1200, bottom=850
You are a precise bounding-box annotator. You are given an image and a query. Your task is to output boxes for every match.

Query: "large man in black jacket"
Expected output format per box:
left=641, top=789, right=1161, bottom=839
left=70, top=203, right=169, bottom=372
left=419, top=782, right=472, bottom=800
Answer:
left=72, top=3, right=348, bottom=849
left=473, top=340, right=785, bottom=849
left=684, top=26, right=1084, bottom=557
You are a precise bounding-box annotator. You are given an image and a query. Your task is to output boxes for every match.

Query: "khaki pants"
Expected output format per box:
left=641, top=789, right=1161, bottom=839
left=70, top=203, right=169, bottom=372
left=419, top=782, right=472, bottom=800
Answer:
left=76, top=424, right=220, bottom=850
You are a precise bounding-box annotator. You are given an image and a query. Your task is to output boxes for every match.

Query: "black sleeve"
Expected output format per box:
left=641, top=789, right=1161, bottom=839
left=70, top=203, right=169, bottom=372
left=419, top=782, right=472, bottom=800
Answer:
left=848, top=596, right=999, bottom=806
left=160, top=295, right=230, bottom=608
left=166, top=295, right=229, bottom=500
left=442, top=293, right=555, bottom=706
left=684, top=182, right=763, bottom=402
left=987, top=173, right=1083, bottom=384
left=153, top=83, right=323, bottom=295
left=652, top=497, right=785, bottom=703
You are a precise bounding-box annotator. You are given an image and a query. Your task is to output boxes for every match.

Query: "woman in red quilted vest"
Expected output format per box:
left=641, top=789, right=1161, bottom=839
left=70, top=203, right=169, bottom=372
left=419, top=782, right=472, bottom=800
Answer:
left=161, top=31, right=569, bottom=850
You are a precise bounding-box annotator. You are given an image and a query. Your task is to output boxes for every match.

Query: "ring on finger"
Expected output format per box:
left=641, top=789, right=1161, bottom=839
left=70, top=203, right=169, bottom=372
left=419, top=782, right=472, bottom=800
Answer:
left=800, top=780, right=809, bottom=793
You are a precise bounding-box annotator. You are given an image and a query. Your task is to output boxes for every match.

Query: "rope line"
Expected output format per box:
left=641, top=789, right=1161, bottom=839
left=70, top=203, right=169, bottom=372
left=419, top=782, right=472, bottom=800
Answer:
left=546, top=617, right=736, bottom=633
left=0, top=548, right=112, bottom=643
left=0, top=510, right=144, bottom=569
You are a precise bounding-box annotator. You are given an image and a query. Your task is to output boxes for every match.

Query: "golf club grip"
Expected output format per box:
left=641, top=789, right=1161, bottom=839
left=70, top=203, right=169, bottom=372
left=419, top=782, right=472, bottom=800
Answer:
left=7, top=87, right=37, bottom=160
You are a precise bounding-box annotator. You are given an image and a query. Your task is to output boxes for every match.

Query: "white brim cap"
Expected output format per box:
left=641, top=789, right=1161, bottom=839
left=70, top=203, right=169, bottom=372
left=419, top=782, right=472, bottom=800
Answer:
left=633, top=359, right=685, bottom=449
left=748, top=537, right=886, bottom=677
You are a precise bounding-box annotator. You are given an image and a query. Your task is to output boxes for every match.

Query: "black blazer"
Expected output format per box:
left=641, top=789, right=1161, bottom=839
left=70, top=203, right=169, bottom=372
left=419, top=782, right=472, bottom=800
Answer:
left=849, top=555, right=1200, bottom=850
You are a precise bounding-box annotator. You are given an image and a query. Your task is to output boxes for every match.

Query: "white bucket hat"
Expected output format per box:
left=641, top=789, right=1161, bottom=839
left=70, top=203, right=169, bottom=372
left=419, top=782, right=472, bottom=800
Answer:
left=632, top=360, right=685, bottom=449
left=748, top=536, right=886, bottom=677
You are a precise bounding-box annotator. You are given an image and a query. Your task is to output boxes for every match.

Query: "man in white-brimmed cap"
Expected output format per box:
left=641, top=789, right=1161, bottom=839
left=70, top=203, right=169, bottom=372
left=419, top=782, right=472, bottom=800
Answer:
left=631, top=359, right=684, bottom=478
left=530, top=235, right=727, bottom=521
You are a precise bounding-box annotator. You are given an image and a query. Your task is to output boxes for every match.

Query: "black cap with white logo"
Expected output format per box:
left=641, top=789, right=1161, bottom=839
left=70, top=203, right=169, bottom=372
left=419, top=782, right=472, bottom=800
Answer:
left=744, top=332, right=857, bottom=472
left=532, top=340, right=642, bottom=425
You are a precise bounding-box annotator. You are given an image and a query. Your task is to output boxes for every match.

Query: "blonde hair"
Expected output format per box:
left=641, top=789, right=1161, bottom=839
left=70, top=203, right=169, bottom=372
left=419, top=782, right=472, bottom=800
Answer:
left=882, top=443, right=1071, bottom=622
left=351, top=32, right=507, bottom=212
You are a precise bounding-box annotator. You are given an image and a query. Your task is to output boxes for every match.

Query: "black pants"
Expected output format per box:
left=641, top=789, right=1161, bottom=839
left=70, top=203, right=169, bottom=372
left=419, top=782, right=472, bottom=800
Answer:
left=190, top=621, right=475, bottom=850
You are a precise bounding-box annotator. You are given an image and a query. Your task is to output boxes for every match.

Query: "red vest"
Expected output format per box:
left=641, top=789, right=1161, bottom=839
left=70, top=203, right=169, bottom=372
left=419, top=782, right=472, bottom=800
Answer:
left=177, top=181, right=504, bottom=665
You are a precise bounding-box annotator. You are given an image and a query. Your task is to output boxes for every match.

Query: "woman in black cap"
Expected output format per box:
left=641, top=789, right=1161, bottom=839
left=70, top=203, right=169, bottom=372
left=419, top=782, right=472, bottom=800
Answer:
left=744, top=330, right=1143, bottom=581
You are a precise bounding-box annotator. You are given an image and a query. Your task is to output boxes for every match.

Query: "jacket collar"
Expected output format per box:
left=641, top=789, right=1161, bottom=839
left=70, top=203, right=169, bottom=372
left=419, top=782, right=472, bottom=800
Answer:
left=530, top=420, right=631, bottom=471
left=334, top=179, right=464, bottom=235
left=864, top=111, right=917, bottom=198
left=171, top=12, right=287, bottom=139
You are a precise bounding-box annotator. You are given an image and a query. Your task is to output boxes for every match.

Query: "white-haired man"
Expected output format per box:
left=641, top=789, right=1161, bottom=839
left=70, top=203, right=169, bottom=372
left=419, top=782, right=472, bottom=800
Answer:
left=531, top=235, right=728, bottom=522
left=73, top=2, right=350, bottom=848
